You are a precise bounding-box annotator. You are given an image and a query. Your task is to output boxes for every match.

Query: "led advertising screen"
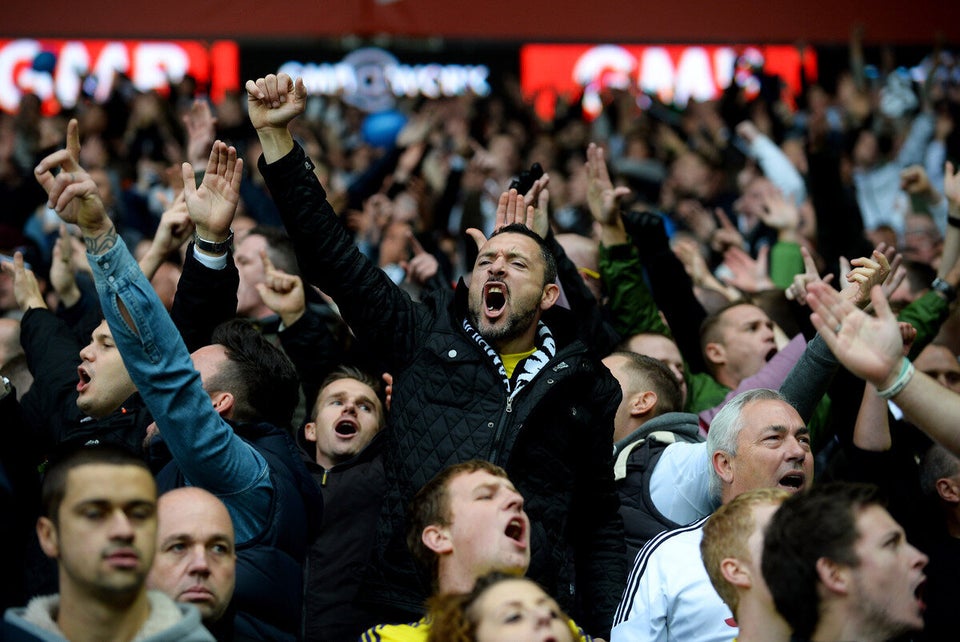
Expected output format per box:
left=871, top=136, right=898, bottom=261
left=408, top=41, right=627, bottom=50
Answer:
left=0, top=39, right=239, bottom=114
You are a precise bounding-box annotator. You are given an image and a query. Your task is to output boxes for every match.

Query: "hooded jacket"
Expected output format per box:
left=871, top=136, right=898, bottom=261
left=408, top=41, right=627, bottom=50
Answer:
left=612, top=411, right=704, bottom=561
left=1, top=591, right=213, bottom=642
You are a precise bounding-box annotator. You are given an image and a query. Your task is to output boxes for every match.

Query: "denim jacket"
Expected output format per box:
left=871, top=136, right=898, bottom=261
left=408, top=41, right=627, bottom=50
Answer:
left=89, top=241, right=271, bottom=543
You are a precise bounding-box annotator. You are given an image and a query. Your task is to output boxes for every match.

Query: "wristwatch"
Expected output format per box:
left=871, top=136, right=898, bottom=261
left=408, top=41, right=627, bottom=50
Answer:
left=931, top=277, right=957, bottom=303
left=194, top=229, right=234, bottom=255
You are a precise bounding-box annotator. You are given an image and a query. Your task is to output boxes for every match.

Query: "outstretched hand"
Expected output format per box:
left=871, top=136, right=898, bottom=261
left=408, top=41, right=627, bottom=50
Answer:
left=400, top=232, right=439, bottom=286
left=807, top=282, right=902, bottom=388
left=49, top=224, right=87, bottom=307
left=182, top=141, right=242, bottom=242
left=784, top=245, right=834, bottom=305
left=183, top=99, right=218, bottom=167
left=586, top=142, right=630, bottom=228
left=0, top=252, right=45, bottom=311
left=466, top=188, right=539, bottom=250
left=720, top=245, right=774, bottom=293
left=33, top=119, right=111, bottom=239
left=844, top=247, right=893, bottom=307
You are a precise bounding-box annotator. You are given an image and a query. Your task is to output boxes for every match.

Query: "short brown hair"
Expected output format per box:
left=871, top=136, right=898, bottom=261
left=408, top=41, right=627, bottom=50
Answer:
left=407, top=460, right=509, bottom=581
left=314, top=365, right=385, bottom=425
left=42, top=444, right=153, bottom=526
left=701, top=487, right=789, bottom=616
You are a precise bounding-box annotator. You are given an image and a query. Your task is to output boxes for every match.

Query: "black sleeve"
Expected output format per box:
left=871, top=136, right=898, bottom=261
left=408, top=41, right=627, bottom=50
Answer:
left=259, top=144, right=429, bottom=370
left=622, top=210, right=708, bottom=373
left=18, top=308, right=86, bottom=453
left=278, top=305, right=346, bottom=413
left=546, top=232, right=621, bottom=356
left=171, top=244, right=240, bottom=353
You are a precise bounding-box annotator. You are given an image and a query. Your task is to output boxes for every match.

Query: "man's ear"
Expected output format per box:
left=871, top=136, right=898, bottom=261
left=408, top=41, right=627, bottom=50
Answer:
left=815, top=557, right=849, bottom=596
left=210, top=391, right=235, bottom=418
left=936, top=476, right=960, bottom=504
left=634, top=390, right=659, bottom=417
left=540, top=283, right=560, bottom=310
left=422, top=525, right=453, bottom=556
left=37, top=516, right=59, bottom=559
left=713, top=450, right=734, bottom=486
left=720, top=557, right=752, bottom=590
left=303, top=422, right=317, bottom=443
left=704, top=341, right=726, bottom=367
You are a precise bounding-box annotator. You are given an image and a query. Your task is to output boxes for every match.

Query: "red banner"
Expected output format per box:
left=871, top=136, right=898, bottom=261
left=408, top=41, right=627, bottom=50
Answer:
left=0, top=39, right=239, bottom=114
left=521, top=44, right=817, bottom=121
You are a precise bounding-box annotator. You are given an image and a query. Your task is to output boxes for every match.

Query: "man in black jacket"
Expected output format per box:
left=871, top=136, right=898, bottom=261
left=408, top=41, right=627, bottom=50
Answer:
left=300, top=366, right=387, bottom=641
left=246, top=73, right=625, bottom=637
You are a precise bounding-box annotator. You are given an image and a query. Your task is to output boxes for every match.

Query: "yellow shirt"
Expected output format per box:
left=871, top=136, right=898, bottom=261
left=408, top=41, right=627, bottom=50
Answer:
left=501, top=347, right=537, bottom=379
left=359, top=616, right=592, bottom=641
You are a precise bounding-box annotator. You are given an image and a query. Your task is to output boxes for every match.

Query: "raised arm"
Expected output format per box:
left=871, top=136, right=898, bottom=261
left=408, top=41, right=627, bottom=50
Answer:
left=808, top=281, right=960, bottom=457
left=248, top=74, right=428, bottom=367
left=2, top=253, right=91, bottom=452
left=259, top=251, right=344, bottom=408
left=35, top=124, right=271, bottom=535
left=169, top=141, right=242, bottom=352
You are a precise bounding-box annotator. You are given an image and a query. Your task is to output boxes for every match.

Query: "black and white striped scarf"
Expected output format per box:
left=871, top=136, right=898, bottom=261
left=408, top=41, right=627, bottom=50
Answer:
left=462, top=318, right=557, bottom=400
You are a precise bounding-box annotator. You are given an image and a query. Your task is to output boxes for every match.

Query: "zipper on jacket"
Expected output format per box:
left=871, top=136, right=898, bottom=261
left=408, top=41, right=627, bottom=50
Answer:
left=487, top=395, right=513, bottom=464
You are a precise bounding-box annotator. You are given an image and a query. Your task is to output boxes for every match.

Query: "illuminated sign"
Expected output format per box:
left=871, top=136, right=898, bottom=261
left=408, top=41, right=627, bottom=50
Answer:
left=279, top=47, right=490, bottom=113
left=0, top=39, right=239, bottom=114
left=521, top=44, right=817, bottom=120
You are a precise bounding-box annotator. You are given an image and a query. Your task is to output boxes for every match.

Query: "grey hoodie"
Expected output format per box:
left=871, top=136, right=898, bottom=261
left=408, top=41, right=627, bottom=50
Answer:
left=2, top=591, right=214, bottom=642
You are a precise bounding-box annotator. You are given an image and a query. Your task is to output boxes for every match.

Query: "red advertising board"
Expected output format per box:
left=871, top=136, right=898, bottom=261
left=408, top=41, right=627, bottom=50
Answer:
left=0, top=39, right=239, bottom=114
left=521, top=44, right=817, bottom=121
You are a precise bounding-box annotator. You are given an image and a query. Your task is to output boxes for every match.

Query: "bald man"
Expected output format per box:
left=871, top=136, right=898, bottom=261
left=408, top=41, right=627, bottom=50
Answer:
left=148, top=488, right=236, bottom=638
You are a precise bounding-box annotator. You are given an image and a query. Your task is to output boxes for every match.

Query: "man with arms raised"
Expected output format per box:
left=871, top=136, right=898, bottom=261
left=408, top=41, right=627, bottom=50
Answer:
left=33, top=121, right=320, bottom=641
left=2, top=445, right=212, bottom=641
left=246, top=73, right=623, bottom=635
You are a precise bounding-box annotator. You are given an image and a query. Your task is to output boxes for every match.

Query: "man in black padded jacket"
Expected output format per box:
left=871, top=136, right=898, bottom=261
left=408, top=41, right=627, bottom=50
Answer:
left=245, top=73, right=626, bottom=638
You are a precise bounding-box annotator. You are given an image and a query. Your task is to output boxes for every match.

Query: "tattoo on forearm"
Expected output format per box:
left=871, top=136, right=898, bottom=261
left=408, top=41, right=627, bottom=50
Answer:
left=84, top=226, right=118, bottom=255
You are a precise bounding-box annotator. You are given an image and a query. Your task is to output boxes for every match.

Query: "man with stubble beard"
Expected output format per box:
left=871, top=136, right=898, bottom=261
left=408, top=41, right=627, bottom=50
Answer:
left=245, top=72, right=624, bottom=638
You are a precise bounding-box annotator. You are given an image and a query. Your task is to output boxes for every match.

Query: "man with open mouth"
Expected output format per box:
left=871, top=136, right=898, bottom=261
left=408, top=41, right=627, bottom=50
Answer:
left=249, top=72, right=625, bottom=638
left=612, top=389, right=813, bottom=642
left=763, top=482, right=928, bottom=642
left=361, top=460, right=591, bottom=642
left=298, top=366, right=388, bottom=642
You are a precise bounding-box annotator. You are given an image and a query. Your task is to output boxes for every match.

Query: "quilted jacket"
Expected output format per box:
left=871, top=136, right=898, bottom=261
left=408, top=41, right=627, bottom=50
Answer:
left=259, top=144, right=626, bottom=636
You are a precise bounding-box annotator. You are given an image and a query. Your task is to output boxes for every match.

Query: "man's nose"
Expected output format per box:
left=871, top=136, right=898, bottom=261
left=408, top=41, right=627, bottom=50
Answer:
left=187, top=546, right=212, bottom=576
left=108, top=510, right=135, bottom=541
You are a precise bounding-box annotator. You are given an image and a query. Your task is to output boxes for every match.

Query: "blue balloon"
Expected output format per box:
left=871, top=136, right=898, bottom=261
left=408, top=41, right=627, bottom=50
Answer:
left=32, top=51, right=57, bottom=73
left=361, top=110, right=408, bottom=148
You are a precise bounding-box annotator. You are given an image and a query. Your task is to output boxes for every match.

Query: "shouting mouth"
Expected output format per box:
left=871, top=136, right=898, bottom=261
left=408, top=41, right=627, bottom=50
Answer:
left=483, top=282, right=507, bottom=319
left=505, top=516, right=527, bottom=546
left=778, top=470, right=806, bottom=491
left=334, top=420, right=358, bottom=438
left=77, top=366, right=92, bottom=393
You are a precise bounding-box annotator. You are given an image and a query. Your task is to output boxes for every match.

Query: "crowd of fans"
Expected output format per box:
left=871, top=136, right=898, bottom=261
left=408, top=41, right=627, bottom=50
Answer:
left=1, top=32, right=960, bottom=642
